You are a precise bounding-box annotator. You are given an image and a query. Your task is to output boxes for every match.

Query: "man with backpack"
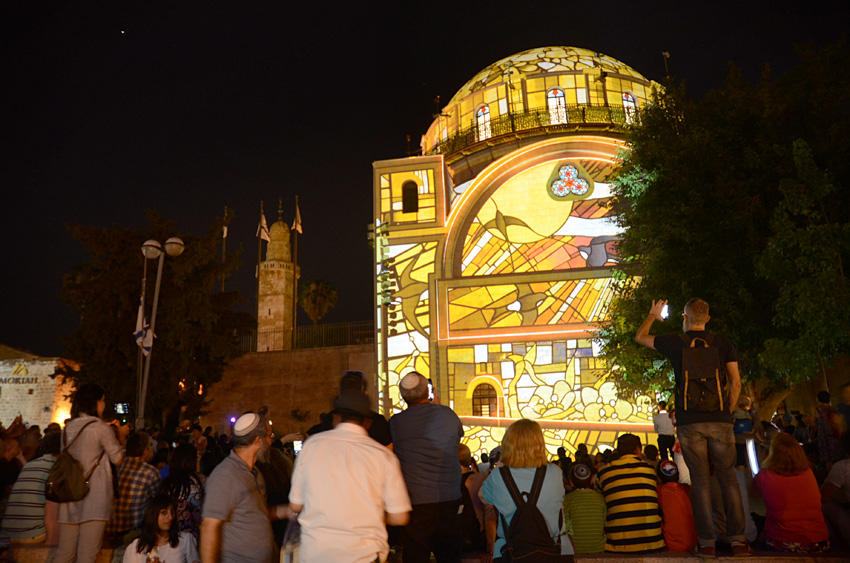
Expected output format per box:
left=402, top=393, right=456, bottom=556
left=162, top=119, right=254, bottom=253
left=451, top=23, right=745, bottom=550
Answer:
left=635, top=298, right=750, bottom=557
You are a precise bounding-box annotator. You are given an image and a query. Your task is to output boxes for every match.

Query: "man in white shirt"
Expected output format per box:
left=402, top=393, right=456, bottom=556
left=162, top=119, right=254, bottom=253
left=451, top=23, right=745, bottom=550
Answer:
left=290, top=392, right=411, bottom=563
left=653, top=401, right=676, bottom=461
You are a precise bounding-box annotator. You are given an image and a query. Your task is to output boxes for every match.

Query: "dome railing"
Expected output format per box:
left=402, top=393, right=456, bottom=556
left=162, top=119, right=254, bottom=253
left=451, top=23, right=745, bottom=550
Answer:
left=426, top=102, right=636, bottom=156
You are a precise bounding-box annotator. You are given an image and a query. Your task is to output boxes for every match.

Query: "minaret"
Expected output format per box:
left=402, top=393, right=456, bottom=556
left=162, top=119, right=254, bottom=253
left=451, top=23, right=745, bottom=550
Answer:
left=257, top=199, right=296, bottom=351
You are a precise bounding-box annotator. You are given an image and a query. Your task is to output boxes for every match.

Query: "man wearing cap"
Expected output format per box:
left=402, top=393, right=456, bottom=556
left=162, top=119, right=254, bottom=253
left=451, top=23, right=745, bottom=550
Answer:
left=305, top=370, right=392, bottom=446
left=289, top=392, right=411, bottom=562
left=200, top=413, right=276, bottom=563
left=390, top=371, right=464, bottom=563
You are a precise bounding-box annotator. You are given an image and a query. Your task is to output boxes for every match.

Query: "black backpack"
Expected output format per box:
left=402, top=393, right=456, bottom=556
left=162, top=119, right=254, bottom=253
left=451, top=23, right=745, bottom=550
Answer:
left=680, top=333, right=727, bottom=412
left=498, top=466, right=573, bottom=562
left=460, top=472, right=485, bottom=551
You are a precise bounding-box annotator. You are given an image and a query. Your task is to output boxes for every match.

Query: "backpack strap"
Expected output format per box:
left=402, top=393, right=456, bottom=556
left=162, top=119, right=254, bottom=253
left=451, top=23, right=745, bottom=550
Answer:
left=499, top=466, right=525, bottom=508
left=527, top=466, right=548, bottom=506
left=62, top=420, right=98, bottom=451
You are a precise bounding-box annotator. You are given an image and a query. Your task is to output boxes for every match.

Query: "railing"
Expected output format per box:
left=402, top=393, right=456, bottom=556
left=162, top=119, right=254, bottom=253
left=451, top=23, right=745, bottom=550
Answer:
left=240, top=320, right=376, bottom=353
left=427, top=103, right=635, bottom=157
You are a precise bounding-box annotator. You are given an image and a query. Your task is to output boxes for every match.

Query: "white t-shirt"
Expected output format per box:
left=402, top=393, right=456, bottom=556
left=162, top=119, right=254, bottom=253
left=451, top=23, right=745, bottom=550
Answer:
left=290, top=422, right=412, bottom=563
left=122, top=531, right=199, bottom=563
left=825, top=458, right=850, bottom=498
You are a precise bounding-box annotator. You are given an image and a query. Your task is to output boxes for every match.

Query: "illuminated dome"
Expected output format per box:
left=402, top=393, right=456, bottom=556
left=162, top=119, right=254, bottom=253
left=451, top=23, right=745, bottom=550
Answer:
left=422, top=46, right=658, bottom=182
left=448, top=46, right=649, bottom=105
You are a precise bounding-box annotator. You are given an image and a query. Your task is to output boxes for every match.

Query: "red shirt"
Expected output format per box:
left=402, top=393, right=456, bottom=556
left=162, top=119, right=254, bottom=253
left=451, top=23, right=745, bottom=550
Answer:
left=753, top=468, right=828, bottom=543
left=657, top=482, right=697, bottom=552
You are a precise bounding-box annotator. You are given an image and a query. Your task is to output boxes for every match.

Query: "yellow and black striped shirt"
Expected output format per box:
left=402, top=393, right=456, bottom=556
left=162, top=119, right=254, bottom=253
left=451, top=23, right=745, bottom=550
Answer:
left=596, top=454, right=665, bottom=553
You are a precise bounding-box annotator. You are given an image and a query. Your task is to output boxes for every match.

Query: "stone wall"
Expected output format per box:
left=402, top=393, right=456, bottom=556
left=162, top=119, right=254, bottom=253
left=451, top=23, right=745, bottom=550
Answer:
left=0, top=358, right=75, bottom=429
left=201, top=344, right=375, bottom=435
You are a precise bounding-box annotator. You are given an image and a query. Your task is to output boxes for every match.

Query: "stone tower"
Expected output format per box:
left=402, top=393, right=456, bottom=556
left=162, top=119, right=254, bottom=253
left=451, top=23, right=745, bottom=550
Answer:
left=257, top=203, right=297, bottom=351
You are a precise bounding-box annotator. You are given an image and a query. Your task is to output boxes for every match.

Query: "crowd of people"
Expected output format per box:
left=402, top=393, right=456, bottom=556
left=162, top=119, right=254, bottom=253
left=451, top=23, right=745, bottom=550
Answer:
left=1, top=296, right=849, bottom=562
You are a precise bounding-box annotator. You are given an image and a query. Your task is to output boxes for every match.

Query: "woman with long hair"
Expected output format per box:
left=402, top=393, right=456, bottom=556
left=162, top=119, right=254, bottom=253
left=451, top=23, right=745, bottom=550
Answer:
left=158, top=444, right=204, bottom=541
left=123, top=494, right=199, bottom=563
left=753, top=432, right=829, bottom=553
left=54, top=383, right=128, bottom=563
left=481, top=418, right=571, bottom=561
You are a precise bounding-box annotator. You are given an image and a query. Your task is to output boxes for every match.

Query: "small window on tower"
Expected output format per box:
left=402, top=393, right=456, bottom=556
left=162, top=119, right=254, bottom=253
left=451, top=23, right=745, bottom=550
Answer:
left=402, top=181, right=419, bottom=213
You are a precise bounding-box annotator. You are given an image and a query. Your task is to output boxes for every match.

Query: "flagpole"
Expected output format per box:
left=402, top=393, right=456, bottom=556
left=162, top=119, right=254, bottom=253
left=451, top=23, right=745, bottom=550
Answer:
left=291, top=196, right=300, bottom=349
left=136, top=257, right=149, bottom=429
left=257, top=201, right=264, bottom=340
left=221, top=206, right=228, bottom=292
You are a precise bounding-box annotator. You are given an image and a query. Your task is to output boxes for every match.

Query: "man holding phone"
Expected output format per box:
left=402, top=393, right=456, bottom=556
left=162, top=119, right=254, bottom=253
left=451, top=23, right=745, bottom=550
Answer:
left=635, top=298, right=749, bottom=557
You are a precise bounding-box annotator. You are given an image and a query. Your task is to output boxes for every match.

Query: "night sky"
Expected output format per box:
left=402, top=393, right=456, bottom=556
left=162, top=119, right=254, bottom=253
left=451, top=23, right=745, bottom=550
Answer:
left=4, top=1, right=846, bottom=358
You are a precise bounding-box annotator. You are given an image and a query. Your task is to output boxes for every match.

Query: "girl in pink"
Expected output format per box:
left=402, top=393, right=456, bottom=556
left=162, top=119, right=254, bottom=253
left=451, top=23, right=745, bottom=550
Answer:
left=753, top=433, right=829, bottom=553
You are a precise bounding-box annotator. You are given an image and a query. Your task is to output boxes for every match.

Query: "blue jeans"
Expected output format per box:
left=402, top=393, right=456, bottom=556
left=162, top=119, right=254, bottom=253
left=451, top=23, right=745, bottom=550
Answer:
left=678, top=422, right=746, bottom=546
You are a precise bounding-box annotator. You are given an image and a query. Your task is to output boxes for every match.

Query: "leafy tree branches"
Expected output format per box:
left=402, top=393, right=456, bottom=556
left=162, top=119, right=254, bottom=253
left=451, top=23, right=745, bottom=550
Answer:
left=55, top=212, right=254, bottom=424
left=599, top=42, right=850, bottom=402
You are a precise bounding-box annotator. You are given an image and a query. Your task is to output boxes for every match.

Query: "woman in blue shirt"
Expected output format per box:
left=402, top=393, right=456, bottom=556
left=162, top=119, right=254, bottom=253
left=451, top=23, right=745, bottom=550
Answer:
left=481, top=418, right=571, bottom=561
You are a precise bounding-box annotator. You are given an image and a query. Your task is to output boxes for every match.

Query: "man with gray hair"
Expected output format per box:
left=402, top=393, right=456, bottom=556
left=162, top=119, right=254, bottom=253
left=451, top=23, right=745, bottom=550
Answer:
left=200, top=413, right=277, bottom=563
left=390, top=371, right=464, bottom=563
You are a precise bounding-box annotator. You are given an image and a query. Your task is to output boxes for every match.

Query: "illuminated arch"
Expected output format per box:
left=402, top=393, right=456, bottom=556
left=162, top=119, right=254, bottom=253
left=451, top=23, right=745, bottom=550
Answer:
left=443, top=135, right=625, bottom=277
left=466, top=375, right=505, bottom=417
left=622, top=92, right=637, bottom=124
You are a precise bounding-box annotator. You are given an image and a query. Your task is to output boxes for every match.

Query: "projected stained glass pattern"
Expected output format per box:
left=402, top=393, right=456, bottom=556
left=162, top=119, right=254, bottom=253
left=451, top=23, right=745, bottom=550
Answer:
left=460, top=159, right=620, bottom=277
left=449, top=339, right=654, bottom=424
left=383, top=241, right=437, bottom=413
left=447, top=278, right=614, bottom=331
left=462, top=424, right=653, bottom=461
left=379, top=169, right=437, bottom=225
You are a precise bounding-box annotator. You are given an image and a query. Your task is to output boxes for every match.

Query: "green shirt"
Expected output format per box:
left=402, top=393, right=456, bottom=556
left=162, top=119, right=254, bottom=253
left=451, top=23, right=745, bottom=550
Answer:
left=563, top=488, right=607, bottom=554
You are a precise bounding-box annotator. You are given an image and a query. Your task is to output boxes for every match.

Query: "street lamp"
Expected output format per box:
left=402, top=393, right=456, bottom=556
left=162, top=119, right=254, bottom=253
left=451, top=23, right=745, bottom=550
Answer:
left=136, top=237, right=184, bottom=428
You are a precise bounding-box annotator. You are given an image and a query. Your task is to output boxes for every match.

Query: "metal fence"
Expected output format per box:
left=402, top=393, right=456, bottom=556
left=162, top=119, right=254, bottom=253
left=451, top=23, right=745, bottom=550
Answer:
left=427, top=103, right=635, bottom=157
left=240, top=320, right=376, bottom=353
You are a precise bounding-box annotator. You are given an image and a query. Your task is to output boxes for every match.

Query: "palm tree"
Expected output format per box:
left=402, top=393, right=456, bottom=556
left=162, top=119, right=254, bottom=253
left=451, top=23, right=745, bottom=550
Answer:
left=298, top=279, right=338, bottom=327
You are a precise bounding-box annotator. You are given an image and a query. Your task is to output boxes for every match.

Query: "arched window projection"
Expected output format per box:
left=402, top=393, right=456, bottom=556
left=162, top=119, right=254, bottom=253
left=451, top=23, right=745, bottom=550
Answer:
left=547, top=88, right=567, bottom=125
left=622, top=92, right=637, bottom=124
left=401, top=180, right=419, bottom=213
left=472, top=383, right=498, bottom=417
left=476, top=105, right=492, bottom=141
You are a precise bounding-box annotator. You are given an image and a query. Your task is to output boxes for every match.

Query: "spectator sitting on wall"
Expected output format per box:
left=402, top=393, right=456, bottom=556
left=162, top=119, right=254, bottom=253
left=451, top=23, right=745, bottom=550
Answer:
left=656, top=460, right=697, bottom=553
left=754, top=432, right=830, bottom=553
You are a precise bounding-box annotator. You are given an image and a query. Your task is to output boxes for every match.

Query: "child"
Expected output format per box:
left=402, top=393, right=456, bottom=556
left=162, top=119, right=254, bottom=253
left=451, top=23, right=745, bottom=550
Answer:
left=656, top=460, right=697, bottom=553
left=123, top=494, right=200, bottom=563
left=562, top=463, right=607, bottom=554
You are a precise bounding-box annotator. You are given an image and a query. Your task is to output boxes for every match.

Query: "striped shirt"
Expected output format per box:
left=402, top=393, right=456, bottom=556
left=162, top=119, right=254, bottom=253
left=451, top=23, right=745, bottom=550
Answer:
left=0, top=455, right=55, bottom=540
left=563, top=488, right=607, bottom=554
left=596, top=454, right=665, bottom=553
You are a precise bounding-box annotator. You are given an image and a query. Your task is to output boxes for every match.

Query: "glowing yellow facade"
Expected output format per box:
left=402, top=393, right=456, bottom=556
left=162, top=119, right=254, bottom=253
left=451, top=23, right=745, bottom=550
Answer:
left=373, top=47, right=660, bottom=457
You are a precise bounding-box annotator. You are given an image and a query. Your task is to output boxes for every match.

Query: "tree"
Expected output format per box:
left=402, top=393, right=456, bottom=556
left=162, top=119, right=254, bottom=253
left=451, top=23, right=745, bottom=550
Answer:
left=298, top=279, right=338, bottom=327
left=598, top=42, right=850, bottom=418
left=54, top=212, right=254, bottom=425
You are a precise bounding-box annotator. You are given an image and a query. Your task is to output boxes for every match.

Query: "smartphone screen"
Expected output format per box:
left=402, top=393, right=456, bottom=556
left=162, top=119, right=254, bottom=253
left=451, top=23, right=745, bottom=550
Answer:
left=293, top=440, right=303, bottom=455
left=427, top=379, right=435, bottom=402
left=661, top=304, right=669, bottom=319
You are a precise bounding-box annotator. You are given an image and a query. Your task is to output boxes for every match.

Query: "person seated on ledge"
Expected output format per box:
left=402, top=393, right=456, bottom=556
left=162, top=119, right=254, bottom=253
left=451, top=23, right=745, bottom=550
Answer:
left=754, top=432, right=829, bottom=553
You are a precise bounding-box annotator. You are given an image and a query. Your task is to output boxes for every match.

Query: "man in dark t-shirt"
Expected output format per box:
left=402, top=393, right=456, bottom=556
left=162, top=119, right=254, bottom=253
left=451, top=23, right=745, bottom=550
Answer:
left=635, top=298, right=749, bottom=557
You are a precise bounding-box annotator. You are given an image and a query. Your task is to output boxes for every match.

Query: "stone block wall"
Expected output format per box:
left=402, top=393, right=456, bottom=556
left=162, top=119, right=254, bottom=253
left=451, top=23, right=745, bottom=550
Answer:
left=0, top=358, right=75, bottom=429
left=202, top=344, right=375, bottom=435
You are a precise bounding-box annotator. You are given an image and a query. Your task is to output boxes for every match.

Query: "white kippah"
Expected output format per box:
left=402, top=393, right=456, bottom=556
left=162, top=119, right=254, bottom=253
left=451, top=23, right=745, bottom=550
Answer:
left=233, top=413, right=260, bottom=436
left=400, top=372, right=421, bottom=390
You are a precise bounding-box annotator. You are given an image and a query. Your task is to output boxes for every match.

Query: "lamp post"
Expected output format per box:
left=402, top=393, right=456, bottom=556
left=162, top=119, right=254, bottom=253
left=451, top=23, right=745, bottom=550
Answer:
left=136, top=237, right=184, bottom=429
